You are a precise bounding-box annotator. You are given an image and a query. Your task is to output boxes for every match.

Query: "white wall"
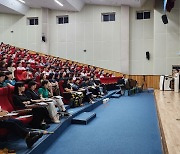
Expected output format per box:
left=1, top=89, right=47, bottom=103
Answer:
left=0, top=2, right=180, bottom=75
left=129, top=0, right=180, bottom=75
left=154, top=0, right=180, bottom=75
left=0, top=8, right=42, bottom=51
left=49, top=5, right=122, bottom=72
left=129, top=0, right=154, bottom=75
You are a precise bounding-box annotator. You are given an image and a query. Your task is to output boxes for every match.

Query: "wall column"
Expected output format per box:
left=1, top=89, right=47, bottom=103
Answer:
left=120, top=5, right=130, bottom=74
left=41, top=8, right=50, bottom=54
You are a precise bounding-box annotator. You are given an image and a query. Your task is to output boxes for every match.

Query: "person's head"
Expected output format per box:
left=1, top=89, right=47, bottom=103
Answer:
left=28, top=80, right=37, bottom=90
left=75, top=78, right=80, bottom=84
left=48, top=73, right=54, bottom=80
left=0, top=61, right=6, bottom=68
left=14, top=82, right=25, bottom=95
left=55, top=73, right=60, bottom=79
left=7, top=61, right=14, bottom=67
left=5, top=71, right=13, bottom=80
left=26, top=62, right=31, bottom=67
left=0, top=72, right=5, bottom=82
left=17, top=61, right=22, bottom=67
left=41, top=80, right=49, bottom=89
left=40, top=73, right=46, bottom=80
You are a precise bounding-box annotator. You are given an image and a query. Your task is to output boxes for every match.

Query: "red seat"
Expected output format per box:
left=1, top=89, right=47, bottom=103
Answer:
left=14, top=70, right=26, bottom=81
left=100, top=77, right=122, bottom=84
left=59, top=81, right=71, bottom=105
left=0, top=87, right=33, bottom=135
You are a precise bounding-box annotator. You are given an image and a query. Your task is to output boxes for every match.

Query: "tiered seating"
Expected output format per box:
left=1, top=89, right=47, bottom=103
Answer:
left=0, top=42, right=125, bottom=151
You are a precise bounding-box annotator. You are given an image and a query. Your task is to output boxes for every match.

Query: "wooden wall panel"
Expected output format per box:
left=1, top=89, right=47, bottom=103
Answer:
left=129, top=75, right=160, bottom=89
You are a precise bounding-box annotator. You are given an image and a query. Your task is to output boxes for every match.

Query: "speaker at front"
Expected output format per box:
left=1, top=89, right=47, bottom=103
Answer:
left=146, top=51, right=150, bottom=60
left=162, top=14, right=168, bottom=24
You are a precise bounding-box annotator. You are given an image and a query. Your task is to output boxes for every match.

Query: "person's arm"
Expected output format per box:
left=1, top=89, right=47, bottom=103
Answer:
left=13, top=95, right=26, bottom=109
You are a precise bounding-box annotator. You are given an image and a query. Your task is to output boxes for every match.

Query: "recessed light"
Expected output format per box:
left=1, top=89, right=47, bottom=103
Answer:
left=54, top=0, right=63, bottom=6
left=18, top=0, right=25, bottom=4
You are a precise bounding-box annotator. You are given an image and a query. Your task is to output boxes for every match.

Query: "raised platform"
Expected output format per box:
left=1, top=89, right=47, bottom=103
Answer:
left=72, top=112, right=96, bottom=125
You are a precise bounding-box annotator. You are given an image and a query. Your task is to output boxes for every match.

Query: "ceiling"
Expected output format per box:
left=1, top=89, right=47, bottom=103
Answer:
left=0, top=0, right=148, bottom=15
left=23, top=0, right=147, bottom=10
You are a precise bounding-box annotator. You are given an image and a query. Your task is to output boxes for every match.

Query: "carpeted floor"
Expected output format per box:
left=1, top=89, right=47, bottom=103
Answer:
left=44, top=92, right=163, bottom=154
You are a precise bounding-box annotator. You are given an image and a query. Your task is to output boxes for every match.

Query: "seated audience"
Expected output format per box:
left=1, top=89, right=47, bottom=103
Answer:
left=48, top=73, right=60, bottom=96
left=25, top=81, right=60, bottom=123
left=16, top=61, right=26, bottom=71
left=0, top=108, right=43, bottom=148
left=0, top=61, right=7, bottom=72
left=13, top=82, right=50, bottom=129
left=38, top=80, right=69, bottom=116
left=5, top=71, right=16, bottom=86
left=7, top=61, right=16, bottom=78
left=0, top=72, right=7, bottom=88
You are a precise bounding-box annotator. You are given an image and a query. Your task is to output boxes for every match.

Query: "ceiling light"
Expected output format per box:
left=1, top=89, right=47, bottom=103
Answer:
left=18, top=0, right=25, bottom=4
left=54, top=0, right=63, bottom=6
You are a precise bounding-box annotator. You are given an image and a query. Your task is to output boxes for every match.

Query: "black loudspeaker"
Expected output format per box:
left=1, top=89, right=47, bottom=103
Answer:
left=42, top=36, right=46, bottom=42
left=162, top=14, right=168, bottom=24
left=146, top=51, right=150, bottom=60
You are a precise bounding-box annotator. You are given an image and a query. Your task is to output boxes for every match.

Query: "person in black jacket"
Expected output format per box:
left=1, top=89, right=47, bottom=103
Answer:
left=0, top=108, right=43, bottom=148
left=13, top=82, right=50, bottom=129
left=25, top=81, right=61, bottom=123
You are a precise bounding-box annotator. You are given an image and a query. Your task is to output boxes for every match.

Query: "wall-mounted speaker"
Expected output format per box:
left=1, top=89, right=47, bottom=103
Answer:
left=162, top=14, right=168, bottom=24
left=146, top=51, right=150, bottom=60
left=42, top=36, right=46, bottom=42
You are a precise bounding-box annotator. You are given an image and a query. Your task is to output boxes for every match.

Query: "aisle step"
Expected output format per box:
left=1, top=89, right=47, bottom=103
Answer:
left=71, top=112, right=96, bottom=125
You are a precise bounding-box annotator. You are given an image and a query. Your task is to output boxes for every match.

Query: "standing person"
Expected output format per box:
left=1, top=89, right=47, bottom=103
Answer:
left=13, top=82, right=50, bottom=129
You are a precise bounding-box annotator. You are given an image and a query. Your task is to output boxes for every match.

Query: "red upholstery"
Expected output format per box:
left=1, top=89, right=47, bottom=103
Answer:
left=58, top=81, right=71, bottom=105
left=0, top=87, right=14, bottom=112
left=0, top=87, right=33, bottom=125
left=14, top=70, right=26, bottom=81
left=100, top=77, right=122, bottom=84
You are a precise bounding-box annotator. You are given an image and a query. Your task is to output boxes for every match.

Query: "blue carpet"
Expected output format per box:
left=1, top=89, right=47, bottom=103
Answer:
left=44, top=92, right=163, bottom=154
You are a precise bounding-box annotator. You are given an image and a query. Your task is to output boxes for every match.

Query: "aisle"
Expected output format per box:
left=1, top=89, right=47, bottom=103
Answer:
left=45, top=92, right=162, bottom=154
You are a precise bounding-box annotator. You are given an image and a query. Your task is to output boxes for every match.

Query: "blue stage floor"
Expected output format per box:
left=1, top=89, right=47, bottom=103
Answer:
left=44, top=91, right=163, bottom=154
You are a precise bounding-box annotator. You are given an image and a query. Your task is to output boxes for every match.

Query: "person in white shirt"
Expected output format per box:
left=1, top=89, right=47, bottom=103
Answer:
left=16, top=61, right=26, bottom=71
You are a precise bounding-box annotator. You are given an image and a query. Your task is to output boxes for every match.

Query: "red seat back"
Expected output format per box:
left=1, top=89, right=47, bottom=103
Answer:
left=0, top=87, right=14, bottom=112
left=14, top=70, right=26, bottom=81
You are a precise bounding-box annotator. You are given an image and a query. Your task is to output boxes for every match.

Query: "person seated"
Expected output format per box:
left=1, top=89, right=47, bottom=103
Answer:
left=0, top=108, right=43, bottom=148
left=63, top=78, right=84, bottom=107
left=48, top=73, right=60, bottom=96
left=25, top=81, right=60, bottom=123
left=28, top=56, right=35, bottom=64
left=88, top=77, right=103, bottom=97
left=20, top=68, right=34, bottom=84
left=75, top=78, right=95, bottom=104
left=26, top=62, right=33, bottom=71
left=38, top=80, right=70, bottom=117
left=13, top=82, right=50, bottom=129
left=16, top=61, right=26, bottom=71
left=7, top=61, right=16, bottom=79
left=0, top=61, right=7, bottom=72
left=0, top=72, right=7, bottom=88
left=5, top=71, right=16, bottom=86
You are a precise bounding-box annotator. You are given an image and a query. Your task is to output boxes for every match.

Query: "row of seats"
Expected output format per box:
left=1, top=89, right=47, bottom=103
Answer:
left=0, top=87, right=33, bottom=137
